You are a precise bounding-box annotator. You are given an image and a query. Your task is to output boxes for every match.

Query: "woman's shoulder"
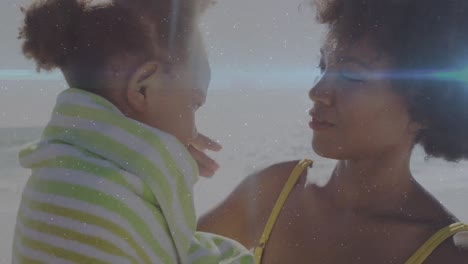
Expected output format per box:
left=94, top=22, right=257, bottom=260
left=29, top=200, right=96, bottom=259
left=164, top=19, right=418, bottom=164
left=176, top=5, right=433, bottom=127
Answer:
left=197, top=160, right=307, bottom=248
left=222, top=160, right=303, bottom=214
left=245, top=160, right=309, bottom=238
left=239, top=160, right=313, bottom=209
left=243, top=160, right=303, bottom=191
left=398, top=185, right=468, bottom=263
left=423, top=233, right=468, bottom=263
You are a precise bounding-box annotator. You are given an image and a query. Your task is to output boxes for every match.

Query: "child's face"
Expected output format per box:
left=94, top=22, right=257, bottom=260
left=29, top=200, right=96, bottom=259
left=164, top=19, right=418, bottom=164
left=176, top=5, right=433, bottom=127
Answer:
left=143, top=30, right=210, bottom=146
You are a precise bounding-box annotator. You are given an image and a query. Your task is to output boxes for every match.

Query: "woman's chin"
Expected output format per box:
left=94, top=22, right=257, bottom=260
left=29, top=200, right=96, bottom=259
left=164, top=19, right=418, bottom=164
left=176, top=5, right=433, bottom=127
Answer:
left=312, top=139, right=344, bottom=159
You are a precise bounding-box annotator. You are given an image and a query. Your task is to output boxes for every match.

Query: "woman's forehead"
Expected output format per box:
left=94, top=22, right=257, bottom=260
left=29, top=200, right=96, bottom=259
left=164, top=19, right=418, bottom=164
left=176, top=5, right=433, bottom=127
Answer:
left=321, top=37, right=390, bottom=67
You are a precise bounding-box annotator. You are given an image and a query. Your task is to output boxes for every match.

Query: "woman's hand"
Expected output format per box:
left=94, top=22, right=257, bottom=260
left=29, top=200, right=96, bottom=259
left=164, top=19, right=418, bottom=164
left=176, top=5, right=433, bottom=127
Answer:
left=188, top=133, right=222, bottom=178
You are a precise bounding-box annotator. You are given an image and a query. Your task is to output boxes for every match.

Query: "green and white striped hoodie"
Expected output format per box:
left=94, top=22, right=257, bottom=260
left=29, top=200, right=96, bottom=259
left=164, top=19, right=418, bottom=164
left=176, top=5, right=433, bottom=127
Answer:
left=13, top=88, right=253, bottom=264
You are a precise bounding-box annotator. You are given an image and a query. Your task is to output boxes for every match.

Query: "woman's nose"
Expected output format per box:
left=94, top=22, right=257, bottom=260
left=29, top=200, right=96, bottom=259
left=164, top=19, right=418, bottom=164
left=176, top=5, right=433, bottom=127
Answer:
left=309, top=76, right=333, bottom=106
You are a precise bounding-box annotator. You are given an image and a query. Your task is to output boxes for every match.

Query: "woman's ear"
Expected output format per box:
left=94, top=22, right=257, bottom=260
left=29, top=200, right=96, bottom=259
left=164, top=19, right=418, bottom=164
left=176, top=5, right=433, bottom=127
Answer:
left=126, top=61, right=160, bottom=113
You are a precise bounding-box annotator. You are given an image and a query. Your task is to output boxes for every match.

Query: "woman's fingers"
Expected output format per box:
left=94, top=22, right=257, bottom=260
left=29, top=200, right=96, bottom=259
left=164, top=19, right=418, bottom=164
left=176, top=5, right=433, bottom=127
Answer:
left=188, top=133, right=222, bottom=177
left=188, top=144, right=219, bottom=178
left=192, top=133, right=222, bottom=152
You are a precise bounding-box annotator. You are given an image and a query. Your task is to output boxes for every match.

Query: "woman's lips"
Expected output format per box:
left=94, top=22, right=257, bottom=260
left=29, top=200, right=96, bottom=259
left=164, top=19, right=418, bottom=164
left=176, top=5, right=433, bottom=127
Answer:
left=309, top=118, right=335, bottom=131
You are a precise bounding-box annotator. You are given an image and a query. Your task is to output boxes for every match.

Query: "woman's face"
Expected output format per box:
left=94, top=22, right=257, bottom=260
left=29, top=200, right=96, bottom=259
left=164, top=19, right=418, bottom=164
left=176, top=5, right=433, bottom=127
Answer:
left=309, top=37, right=420, bottom=160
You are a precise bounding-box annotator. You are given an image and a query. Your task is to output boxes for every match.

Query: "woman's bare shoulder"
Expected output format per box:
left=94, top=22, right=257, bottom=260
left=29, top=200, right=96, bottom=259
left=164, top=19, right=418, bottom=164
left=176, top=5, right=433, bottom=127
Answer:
left=225, top=160, right=303, bottom=222
left=242, top=160, right=302, bottom=195
left=403, top=187, right=468, bottom=263
left=198, top=160, right=303, bottom=247
left=424, top=238, right=468, bottom=264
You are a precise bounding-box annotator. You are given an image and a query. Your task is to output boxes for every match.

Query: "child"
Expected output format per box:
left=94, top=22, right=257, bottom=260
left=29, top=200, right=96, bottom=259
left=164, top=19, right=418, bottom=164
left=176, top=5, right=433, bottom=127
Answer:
left=13, top=0, right=253, bottom=263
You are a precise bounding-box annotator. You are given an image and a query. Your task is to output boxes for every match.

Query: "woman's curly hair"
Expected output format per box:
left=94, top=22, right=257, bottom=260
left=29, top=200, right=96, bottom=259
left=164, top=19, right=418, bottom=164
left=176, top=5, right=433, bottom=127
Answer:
left=315, top=0, right=468, bottom=161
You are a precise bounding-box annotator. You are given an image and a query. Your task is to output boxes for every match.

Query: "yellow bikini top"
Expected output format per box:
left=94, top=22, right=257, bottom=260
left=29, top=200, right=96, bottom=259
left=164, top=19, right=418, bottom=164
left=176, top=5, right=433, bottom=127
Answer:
left=253, top=159, right=468, bottom=264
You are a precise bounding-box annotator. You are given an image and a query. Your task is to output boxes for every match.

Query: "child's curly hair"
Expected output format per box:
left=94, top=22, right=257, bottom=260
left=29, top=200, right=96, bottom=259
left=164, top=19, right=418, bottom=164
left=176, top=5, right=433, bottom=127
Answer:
left=20, top=0, right=212, bottom=90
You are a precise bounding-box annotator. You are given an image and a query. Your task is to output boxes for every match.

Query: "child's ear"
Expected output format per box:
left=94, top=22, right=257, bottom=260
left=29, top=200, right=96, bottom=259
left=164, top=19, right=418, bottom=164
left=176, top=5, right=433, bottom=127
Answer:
left=126, top=61, right=160, bottom=113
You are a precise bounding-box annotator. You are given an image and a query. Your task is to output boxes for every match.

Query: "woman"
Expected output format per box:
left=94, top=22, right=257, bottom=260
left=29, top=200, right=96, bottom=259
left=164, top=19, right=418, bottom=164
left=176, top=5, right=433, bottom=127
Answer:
left=196, top=0, right=468, bottom=263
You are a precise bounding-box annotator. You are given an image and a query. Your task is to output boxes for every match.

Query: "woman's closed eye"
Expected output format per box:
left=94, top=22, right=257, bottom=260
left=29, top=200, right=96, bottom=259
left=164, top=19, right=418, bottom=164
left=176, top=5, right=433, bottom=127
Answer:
left=337, top=56, right=371, bottom=83
left=339, top=70, right=367, bottom=83
left=312, top=56, right=327, bottom=85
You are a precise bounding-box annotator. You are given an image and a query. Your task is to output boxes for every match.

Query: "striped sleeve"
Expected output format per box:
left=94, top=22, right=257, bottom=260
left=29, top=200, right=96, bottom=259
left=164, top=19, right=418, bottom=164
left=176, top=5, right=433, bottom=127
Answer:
left=14, top=144, right=254, bottom=264
left=14, top=154, right=179, bottom=264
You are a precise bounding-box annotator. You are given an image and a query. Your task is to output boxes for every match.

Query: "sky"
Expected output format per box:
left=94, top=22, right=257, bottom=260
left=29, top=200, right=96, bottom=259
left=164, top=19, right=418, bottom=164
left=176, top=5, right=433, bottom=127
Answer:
left=0, top=0, right=324, bottom=127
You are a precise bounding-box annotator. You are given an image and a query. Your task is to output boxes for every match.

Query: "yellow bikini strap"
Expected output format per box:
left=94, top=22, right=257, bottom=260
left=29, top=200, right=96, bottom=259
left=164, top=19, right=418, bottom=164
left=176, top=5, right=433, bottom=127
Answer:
left=254, top=159, right=313, bottom=264
left=405, top=222, right=468, bottom=264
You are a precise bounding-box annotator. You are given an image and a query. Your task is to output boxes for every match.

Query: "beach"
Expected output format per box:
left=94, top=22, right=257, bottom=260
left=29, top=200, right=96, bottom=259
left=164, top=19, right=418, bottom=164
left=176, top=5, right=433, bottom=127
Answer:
left=1, top=88, right=467, bottom=263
